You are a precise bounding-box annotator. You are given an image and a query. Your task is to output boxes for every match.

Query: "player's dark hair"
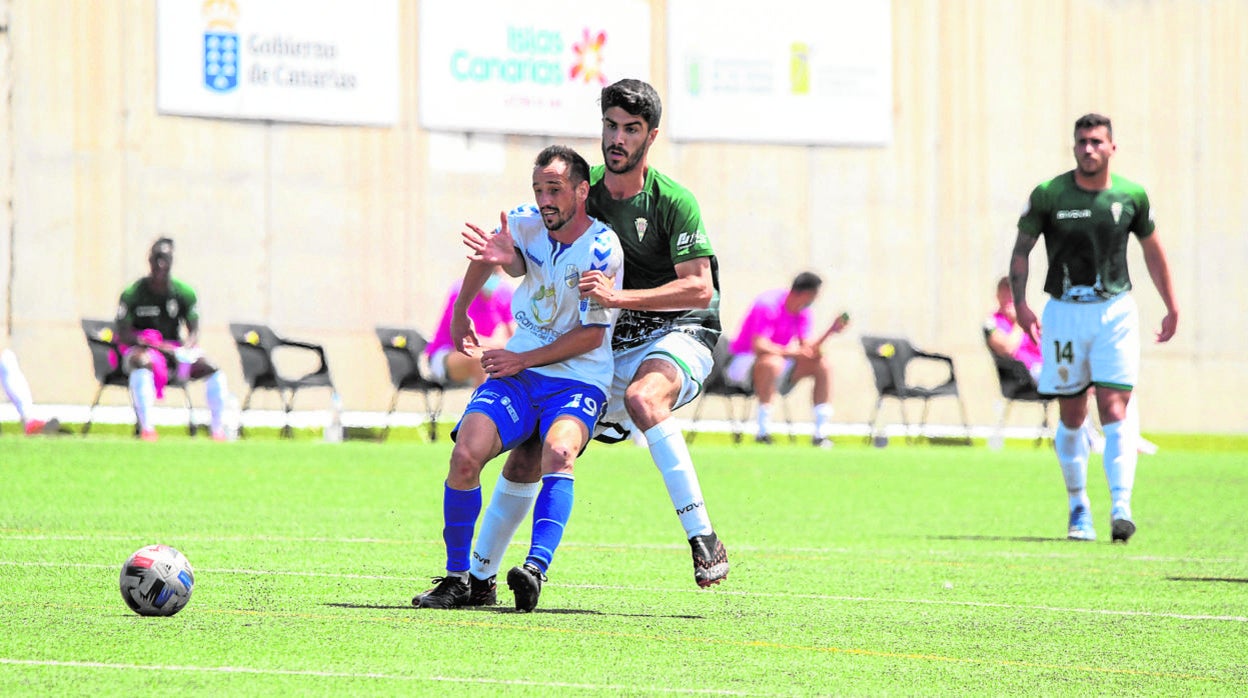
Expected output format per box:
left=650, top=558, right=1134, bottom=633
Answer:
left=791, top=271, right=822, bottom=293
left=1074, top=113, right=1112, bottom=140
left=150, top=237, right=174, bottom=257
left=535, top=145, right=591, bottom=186
left=600, top=79, right=662, bottom=130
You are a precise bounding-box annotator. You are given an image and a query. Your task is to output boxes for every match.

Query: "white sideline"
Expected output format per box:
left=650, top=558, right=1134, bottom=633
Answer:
left=1, top=402, right=1051, bottom=441
left=0, top=659, right=756, bottom=695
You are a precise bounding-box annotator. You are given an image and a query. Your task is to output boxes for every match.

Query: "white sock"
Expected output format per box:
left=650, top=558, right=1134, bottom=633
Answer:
left=1055, top=421, right=1090, bottom=512
left=645, top=419, right=713, bottom=538
left=813, top=403, right=834, bottom=439
left=0, top=349, right=34, bottom=423
left=469, top=475, right=539, bottom=580
left=129, top=368, right=156, bottom=432
left=1101, top=420, right=1136, bottom=518
left=755, top=403, right=772, bottom=438
left=205, top=371, right=228, bottom=432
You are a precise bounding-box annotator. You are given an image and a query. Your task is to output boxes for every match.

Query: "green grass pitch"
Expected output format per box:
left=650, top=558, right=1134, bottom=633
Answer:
left=2, top=432, right=1246, bottom=695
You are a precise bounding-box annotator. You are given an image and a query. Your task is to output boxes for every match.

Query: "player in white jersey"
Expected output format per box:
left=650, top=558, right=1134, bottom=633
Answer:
left=414, top=145, right=623, bottom=612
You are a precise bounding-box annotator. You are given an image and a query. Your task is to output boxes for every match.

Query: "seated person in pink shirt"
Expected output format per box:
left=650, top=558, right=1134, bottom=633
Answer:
left=725, top=272, right=849, bottom=447
left=426, top=269, right=515, bottom=386
left=985, top=275, right=1045, bottom=382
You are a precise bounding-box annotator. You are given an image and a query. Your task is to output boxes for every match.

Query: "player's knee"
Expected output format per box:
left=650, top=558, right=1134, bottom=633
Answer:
left=127, top=350, right=153, bottom=371
left=623, top=387, right=667, bottom=425
left=447, top=445, right=486, bottom=486
left=542, top=443, right=577, bottom=474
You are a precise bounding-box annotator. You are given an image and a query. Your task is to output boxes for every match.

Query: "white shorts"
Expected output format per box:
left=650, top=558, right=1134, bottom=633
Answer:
left=1036, top=293, right=1139, bottom=396
left=724, top=353, right=797, bottom=394
left=428, top=347, right=452, bottom=384
left=599, top=331, right=714, bottom=433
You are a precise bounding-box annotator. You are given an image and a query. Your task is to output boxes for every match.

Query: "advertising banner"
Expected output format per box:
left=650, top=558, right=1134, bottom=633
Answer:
left=156, top=0, right=399, bottom=126
left=666, top=0, right=892, bottom=145
left=418, top=0, right=651, bottom=138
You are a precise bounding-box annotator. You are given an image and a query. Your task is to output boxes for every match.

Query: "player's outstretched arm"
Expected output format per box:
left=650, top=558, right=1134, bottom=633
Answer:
left=1139, top=232, right=1179, bottom=342
left=597, top=257, right=713, bottom=312
left=462, top=212, right=524, bottom=276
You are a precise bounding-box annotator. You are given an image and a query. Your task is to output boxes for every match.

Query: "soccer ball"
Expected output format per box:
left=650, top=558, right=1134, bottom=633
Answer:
left=119, top=545, right=195, bottom=616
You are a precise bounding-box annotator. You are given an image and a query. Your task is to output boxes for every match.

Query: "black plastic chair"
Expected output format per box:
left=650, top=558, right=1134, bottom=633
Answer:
left=229, top=322, right=335, bottom=438
left=860, top=335, right=971, bottom=444
left=686, top=335, right=752, bottom=444
left=685, top=335, right=793, bottom=445
left=986, top=339, right=1054, bottom=447
left=375, top=326, right=463, bottom=442
left=80, top=318, right=196, bottom=436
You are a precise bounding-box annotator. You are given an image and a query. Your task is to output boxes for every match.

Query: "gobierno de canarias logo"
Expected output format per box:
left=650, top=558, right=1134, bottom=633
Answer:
left=202, top=0, right=241, bottom=93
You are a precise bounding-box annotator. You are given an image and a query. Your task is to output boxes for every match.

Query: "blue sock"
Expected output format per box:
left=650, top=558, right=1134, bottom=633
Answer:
left=442, top=484, right=482, bottom=573
left=527, top=474, right=575, bottom=574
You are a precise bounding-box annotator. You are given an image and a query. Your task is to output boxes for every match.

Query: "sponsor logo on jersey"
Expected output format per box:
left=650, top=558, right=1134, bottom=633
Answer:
left=529, top=285, right=557, bottom=324
left=136, top=306, right=161, bottom=318
left=167, top=299, right=180, bottom=317
left=1110, top=201, right=1123, bottom=225
left=675, top=230, right=707, bottom=254
left=564, top=264, right=579, bottom=289
left=635, top=218, right=648, bottom=241
left=525, top=250, right=544, bottom=267
left=1055, top=209, right=1092, bottom=220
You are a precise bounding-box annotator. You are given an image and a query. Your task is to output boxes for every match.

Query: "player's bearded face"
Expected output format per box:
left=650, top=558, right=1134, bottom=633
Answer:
left=601, top=107, right=652, bottom=175
left=602, top=138, right=646, bottom=175
left=1073, top=126, right=1113, bottom=177
left=533, top=163, right=579, bottom=232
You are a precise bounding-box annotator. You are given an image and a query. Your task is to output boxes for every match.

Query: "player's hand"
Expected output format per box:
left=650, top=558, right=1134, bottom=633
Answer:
left=480, top=348, right=525, bottom=378
left=450, top=314, right=480, bottom=356
left=830, top=312, right=849, bottom=334
left=1015, top=303, right=1041, bottom=345
left=795, top=344, right=820, bottom=360
left=577, top=270, right=615, bottom=307
left=1156, top=310, right=1178, bottom=343
left=462, top=212, right=516, bottom=266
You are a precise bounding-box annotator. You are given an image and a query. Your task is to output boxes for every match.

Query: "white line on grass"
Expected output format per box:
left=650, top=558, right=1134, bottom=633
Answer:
left=0, top=658, right=761, bottom=695
left=3, top=560, right=1244, bottom=623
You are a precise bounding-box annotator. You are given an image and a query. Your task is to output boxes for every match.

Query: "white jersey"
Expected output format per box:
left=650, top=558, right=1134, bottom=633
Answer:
left=504, top=205, right=624, bottom=394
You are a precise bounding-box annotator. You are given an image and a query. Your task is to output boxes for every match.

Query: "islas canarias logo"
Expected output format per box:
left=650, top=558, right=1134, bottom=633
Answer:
left=202, top=0, right=240, bottom=93
left=569, top=28, right=607, bottom=86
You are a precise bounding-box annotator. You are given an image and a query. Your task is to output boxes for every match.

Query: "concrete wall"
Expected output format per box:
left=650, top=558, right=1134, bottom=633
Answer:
left=2, top=0, right=1244, bottom=432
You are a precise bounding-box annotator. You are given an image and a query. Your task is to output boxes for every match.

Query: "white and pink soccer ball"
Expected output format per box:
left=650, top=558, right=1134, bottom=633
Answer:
left=119, top=545, right=195, bottom=616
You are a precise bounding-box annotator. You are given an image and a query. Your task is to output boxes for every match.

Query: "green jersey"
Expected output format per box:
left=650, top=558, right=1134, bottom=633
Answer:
left=116, top=277, right=199, bottom=341
left=1018, top=171, right=1155, bottom=301
left=587, top=164, right=721, bottom=351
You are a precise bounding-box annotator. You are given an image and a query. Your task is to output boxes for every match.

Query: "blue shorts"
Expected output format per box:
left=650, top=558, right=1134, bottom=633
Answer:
left=452, top=370, right=606, bottom=451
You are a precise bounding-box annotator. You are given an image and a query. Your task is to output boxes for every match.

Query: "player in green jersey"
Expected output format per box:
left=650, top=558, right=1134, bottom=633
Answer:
left=1010, top=113, right=1178, bottom=544
left=116, top=238, right=232, bottom=441
left=458, top=79, right=729, bottom=592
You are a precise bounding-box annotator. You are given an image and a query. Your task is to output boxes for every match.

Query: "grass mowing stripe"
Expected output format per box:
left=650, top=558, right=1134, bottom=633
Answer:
left=0, top=609, right=1233, bottom=684
left=5, top=562, right=1245, bottom=623
left=0, top=659, right=759, bottom=695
